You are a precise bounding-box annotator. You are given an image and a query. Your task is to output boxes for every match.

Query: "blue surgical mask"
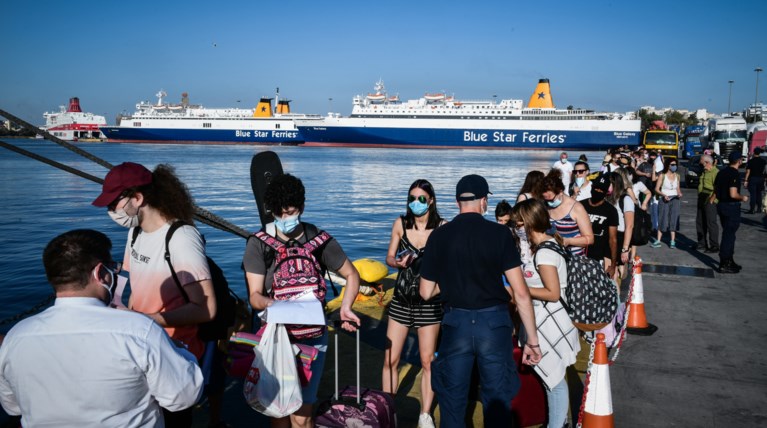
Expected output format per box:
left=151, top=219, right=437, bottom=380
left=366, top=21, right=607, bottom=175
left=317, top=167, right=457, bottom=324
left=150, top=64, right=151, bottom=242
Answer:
left=408, top=200, right=429, bottom=216
left=546, top=196, right=562, bottom=209
left=670, top=166, right=678, bottom=172
left=514, top=226, right=527, bottom=241
left=575, top=177, right=586, bottom=187
left=274, top=214, right=300, bottom=234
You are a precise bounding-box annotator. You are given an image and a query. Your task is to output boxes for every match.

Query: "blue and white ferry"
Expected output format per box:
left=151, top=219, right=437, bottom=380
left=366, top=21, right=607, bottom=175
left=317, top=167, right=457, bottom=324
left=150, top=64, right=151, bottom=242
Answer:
left=100, top=90, right=321, bottom=145
left=295, top=79, right=641, bottom=149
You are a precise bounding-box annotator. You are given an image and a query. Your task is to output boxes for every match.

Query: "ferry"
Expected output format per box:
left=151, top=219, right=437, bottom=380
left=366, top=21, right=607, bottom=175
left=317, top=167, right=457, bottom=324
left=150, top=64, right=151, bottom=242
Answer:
left=42, top=98, right=106, bottom=141
left=100, top=90, right=322, bottom=145
left=294, top=79, right=641, bottom=149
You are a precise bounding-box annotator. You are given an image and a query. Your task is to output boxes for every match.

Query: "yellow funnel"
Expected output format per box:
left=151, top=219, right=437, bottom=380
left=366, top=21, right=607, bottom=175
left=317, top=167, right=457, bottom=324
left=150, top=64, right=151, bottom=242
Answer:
left=254, top=98, right=273, bottom=117
left=527, top=78, right=555, bottom=108
left=276, top=100, right=291, bottom=115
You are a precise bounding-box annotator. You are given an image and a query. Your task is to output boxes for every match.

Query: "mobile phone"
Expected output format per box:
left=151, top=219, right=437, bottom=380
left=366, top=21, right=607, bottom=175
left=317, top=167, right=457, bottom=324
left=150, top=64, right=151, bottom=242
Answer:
left=396, top=248, right=414, bottom=259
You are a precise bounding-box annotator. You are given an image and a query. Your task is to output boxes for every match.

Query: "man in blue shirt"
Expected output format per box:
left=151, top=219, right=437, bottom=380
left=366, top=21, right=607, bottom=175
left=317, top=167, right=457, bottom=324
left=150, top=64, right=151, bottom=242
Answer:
left=419, top=174, right=541, bottom=427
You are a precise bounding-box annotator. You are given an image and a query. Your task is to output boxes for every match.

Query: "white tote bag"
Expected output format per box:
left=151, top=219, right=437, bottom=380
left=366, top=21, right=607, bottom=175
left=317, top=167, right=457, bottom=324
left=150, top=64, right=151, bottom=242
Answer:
left=243, top=322, right=303, bottom=417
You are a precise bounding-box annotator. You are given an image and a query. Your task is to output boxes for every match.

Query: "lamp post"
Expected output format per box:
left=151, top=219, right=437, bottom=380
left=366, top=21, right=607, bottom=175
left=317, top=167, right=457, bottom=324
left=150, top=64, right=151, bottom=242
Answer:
left=755, top=67, right=763, bottom=105
left=728, top=80, right=734, bottom=113
left=328, top=98, right=333, bottom=115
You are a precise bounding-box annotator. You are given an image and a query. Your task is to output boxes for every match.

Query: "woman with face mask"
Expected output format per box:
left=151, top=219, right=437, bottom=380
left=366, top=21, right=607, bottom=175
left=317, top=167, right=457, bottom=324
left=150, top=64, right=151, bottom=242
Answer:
left=652, top=158, right=683, bottom=248
left=383, top=179, right=445, bottom=428
left=92, top=162, right=216, bottom=427
left=570, top=161, right=592, bottom=202
left=540, top=170, right=594, bottom=256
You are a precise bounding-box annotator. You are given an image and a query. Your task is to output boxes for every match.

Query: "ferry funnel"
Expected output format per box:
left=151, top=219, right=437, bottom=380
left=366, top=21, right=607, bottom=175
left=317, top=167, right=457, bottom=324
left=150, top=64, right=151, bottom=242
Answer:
left=527, top=79, right=555, bottom=109
left=276, top=100, right=291, bottom=115
left=254, top=98, right=274, bottom=118
left=67, top=97, right=82, bottom=113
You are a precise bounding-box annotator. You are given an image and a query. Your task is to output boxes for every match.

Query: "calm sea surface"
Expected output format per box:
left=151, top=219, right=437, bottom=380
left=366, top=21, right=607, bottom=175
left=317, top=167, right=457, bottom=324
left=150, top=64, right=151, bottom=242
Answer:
left=0, top=138, right=604, bottom=331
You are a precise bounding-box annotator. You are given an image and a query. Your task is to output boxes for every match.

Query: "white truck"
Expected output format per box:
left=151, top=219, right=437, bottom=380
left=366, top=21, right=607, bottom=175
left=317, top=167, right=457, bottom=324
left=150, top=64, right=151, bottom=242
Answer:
left=706, top=117, right=748, bottom=164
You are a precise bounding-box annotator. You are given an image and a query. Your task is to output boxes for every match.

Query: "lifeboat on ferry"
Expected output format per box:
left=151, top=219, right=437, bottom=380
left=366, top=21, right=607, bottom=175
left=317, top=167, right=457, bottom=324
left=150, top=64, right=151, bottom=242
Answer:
left=366, top=93, right=386, bottom=102
left=387, top=95, right=400, bottom=103
left=424, top=93, right=445, bottom=102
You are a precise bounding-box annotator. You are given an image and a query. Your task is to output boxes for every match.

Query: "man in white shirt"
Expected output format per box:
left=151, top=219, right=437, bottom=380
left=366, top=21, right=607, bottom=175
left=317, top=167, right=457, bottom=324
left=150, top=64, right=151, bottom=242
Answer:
left=552, top=151, right=574, bottom=195
left=0, top=229, right=203, bottom=428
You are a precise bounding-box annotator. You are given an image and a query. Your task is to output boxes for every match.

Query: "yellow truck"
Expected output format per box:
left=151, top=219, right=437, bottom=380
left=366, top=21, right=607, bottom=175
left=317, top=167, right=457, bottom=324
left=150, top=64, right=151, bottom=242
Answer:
left=642, top=129, right=679, bottom=160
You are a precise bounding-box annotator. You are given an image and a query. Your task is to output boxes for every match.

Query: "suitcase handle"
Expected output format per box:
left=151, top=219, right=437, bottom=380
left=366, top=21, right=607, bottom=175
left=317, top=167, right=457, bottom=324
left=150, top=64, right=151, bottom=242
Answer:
left=330, top=320, right=363, bottom=406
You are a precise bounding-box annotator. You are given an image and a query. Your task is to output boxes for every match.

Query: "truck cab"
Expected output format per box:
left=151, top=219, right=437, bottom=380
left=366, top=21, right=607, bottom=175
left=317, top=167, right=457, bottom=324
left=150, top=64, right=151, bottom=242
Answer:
left=642, top=129, right=679, bottom=160
left=680, top=125, right=706, bottom=159
left=707, top=117, right=747, bottom=164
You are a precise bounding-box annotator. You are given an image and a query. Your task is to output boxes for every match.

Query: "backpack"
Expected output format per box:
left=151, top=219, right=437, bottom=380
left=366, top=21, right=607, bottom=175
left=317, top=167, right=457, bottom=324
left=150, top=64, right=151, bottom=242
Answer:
left=534, top=240, right=617, bottom=331
left=254, top=225, right=333, bottom=340
left=619, top=196, right=652, bottom=246
left=131, top=222, right=239, bottom=342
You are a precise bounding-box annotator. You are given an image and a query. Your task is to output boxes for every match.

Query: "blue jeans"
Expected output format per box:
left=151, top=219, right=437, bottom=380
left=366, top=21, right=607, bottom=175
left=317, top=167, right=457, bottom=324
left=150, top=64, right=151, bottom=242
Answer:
left=650, top=196, right=659, bottom=231
left=431, top=305, right=519, bottom=428
left=299, top=330, right=328, bottom=404
left=717, top=202, right=741, bottom=260
left=547, top=377, right=569, bottom=428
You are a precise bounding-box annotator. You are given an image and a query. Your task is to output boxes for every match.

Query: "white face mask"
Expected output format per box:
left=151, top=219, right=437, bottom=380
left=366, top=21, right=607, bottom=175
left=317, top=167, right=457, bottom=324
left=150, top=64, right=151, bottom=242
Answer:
left=575, top=176, right=586, bottom=187
left=108, top=199, right=140, bottom=228
left=94, top=264, right=117, bottom=304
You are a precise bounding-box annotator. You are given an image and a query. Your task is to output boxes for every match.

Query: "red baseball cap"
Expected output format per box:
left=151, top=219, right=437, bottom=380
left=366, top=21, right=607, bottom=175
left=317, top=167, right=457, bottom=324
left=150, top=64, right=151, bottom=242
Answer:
left=92, top=162, right=152, bottom=207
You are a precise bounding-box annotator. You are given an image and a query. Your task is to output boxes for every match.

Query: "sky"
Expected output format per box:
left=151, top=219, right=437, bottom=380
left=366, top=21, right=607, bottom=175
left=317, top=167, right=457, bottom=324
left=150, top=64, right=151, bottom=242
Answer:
left=2, top=0, right=767, bottom=126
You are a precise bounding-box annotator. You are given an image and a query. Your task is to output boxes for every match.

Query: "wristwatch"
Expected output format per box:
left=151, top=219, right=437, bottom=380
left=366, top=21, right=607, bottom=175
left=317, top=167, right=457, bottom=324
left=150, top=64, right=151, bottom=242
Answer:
left=621, top=248, right=630, bottom=253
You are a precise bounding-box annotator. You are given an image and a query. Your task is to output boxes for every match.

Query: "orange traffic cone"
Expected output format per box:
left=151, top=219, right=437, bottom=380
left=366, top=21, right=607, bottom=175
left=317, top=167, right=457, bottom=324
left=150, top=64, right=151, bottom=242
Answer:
left=626, top=256, right=658, bottom=336
left=582, top=333, right=614, bottom=428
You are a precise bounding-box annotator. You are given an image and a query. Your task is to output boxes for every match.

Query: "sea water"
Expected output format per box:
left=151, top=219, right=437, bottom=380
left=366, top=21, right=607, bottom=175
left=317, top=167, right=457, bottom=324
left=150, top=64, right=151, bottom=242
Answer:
left=0, top=138, right=604, bottom=330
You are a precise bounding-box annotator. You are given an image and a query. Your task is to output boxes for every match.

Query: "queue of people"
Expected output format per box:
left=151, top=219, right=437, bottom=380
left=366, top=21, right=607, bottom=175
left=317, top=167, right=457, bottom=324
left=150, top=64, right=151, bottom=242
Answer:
left=0, top=145, right=759, bottom=427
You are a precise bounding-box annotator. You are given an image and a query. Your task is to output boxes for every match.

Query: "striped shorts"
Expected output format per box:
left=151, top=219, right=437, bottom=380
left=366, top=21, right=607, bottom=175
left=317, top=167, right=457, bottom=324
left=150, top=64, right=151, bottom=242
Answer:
left=387, top=294, right=443, bottom=328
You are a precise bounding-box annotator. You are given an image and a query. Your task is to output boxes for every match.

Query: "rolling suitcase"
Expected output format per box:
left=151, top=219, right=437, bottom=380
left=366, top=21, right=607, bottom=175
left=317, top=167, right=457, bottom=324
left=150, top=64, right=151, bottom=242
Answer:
left=511, top=341, right=547, bottom=427
left=315, top=323, right=397, bottom=427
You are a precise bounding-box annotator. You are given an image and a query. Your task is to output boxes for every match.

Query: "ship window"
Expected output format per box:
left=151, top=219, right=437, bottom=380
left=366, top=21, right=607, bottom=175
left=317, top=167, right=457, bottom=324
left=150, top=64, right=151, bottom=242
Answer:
left=133, top=122, right=141, bottom=127
left=276, top=124, right=280, bottom=129
left=203, top=123, right=212, bottom=128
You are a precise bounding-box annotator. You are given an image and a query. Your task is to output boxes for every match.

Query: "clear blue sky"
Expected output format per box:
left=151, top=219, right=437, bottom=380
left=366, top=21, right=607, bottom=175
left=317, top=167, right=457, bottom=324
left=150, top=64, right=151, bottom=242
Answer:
left=2, top=0, right=766, bottom=125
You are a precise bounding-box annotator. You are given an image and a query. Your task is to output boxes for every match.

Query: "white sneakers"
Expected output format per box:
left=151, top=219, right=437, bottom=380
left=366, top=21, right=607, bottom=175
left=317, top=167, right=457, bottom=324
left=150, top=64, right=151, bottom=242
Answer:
left=418, top=413, right=435, bottom=428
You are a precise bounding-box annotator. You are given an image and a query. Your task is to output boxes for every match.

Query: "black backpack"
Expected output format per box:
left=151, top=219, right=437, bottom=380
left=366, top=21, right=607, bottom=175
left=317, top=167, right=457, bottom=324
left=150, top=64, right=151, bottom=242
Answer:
left=619, top=197, right=651, bottom=246
left=131, top=221, right=239, bottom=342
left=534, top=240, right=617, bottom=331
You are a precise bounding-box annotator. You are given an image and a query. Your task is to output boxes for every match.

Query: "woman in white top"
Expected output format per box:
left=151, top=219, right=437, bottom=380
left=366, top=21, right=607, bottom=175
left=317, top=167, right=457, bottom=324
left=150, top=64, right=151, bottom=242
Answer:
left=608, top=169, right=636, bottom=285
left=571, top=161, right=593, bottom=202
left=512, top=199, right=580, bottom=428
left=652, top=158, right=683, bottom=248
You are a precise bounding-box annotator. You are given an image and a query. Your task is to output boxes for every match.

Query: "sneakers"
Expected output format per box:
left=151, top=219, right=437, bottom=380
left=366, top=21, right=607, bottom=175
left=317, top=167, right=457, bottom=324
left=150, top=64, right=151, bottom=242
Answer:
left=669, top=240, right=676, bottom=249
left=695, top=242, right=707, bottom=251
left=719, top=259, right=742, bottom=274
left=418, top=413, right=435, bottom=428
left=650, top=240, right=662, bottom=248
left=705, top=246, right=720, bottom=254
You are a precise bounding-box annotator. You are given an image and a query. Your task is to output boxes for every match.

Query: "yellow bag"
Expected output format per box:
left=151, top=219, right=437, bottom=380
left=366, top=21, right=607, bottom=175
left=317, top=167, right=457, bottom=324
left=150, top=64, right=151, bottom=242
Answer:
left=352, top=258, right=389, bottom=283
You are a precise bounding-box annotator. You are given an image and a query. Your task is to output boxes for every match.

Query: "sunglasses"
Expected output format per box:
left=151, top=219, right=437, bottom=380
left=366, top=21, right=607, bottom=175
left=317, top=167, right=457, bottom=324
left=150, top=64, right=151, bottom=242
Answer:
left=408, top=195, right=428, bottom=204
left=574, top=169, right=588, bottom=175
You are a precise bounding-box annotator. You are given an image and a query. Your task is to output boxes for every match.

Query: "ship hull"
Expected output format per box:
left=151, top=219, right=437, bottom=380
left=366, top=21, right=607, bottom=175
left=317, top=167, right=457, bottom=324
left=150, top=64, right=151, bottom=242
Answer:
left=296, top=118, right=641, bottom=150
left=100, top=118, right=309, bottom=144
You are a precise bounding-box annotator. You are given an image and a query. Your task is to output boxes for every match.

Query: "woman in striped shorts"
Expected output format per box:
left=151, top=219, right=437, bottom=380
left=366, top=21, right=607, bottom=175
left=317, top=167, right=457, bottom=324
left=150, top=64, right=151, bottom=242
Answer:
left=382, top=179, right=445, bottom=428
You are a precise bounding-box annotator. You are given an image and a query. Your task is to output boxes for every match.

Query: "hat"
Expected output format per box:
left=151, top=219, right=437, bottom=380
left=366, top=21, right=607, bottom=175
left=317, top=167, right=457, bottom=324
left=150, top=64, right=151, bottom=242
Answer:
left=92, top=162, right=152, bottom=207
left=727, top=152, right=742, bottom=164
left=456, top=174, right=492, bottom=201
left=592, top=173, right=611, bottom=192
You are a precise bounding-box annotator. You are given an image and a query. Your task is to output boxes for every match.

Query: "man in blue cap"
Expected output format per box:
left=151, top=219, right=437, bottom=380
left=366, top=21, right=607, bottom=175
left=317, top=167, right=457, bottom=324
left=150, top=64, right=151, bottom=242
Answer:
left=713, top=152, right=749, bottom=273
left=418, top=174, right=541, bottom=427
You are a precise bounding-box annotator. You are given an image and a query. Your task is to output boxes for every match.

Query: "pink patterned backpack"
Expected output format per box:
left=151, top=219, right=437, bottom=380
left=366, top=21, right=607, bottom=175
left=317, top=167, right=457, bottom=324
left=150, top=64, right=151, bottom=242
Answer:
left=255, top=228, right=332, bottom=340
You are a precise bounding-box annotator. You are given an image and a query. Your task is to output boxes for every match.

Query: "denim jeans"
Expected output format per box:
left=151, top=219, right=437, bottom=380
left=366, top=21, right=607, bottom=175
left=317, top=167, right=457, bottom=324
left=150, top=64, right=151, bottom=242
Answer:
left=650, top=197, right=659, bottom=231
left=547, top=377, right=570, bottom=428
left=717, top=202, right=741, bottom=260
left=431, top=305, right=519, bottom=428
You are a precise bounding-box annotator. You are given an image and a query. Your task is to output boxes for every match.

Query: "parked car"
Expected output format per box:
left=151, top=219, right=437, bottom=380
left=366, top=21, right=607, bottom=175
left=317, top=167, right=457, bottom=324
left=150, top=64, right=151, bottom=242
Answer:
left=684, top=155, right=704, bottom=188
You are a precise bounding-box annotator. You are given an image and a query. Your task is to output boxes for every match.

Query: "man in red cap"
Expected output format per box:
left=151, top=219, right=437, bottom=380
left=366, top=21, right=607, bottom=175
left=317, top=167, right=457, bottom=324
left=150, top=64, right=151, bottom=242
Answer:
left=93, top=162, right=217, bottom=427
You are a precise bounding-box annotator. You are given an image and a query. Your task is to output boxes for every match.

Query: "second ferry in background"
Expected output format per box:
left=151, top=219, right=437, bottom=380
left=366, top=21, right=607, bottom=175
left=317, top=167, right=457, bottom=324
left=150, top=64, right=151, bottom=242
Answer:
left=100, top=90, right=321, bottom=145
left=295, top=79, right=641, bottom=149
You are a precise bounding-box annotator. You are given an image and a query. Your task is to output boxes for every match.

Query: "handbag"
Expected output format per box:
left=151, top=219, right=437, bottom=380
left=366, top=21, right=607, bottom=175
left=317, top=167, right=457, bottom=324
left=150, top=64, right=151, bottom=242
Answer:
left=243, top=323, right=303, bottom=417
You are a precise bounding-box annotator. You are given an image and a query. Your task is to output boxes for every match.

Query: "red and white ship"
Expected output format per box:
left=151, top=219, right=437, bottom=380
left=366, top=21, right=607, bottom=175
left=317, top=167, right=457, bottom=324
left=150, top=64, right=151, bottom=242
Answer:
left=42, top=98, right=107, bottom=141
